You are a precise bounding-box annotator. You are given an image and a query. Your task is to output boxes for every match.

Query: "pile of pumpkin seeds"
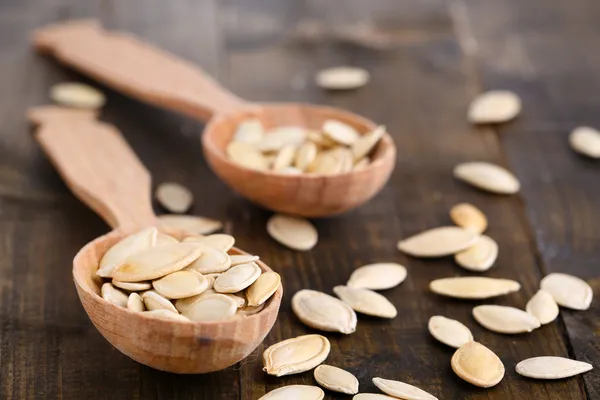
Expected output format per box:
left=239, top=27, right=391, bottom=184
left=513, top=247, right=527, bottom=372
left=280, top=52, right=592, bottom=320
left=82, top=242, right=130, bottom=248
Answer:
left=98, top=227, right=280, bottom=322
left=226, top=118, right=385, bottom=174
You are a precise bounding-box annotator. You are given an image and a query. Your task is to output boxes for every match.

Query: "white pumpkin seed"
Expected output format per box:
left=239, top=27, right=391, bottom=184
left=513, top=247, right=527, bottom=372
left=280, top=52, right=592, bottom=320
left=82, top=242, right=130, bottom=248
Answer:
left=141, top=291, right=178, bottom=313
left=246, top=271, right=281, bottom=306
left=97, top=227, right=158, bottom=278
left=262, top=334, right=330, bottom=376
left=277, top=166, right=303, bottom=175
left=451, top=341, right=505, bottom=388
left=127, top=293, right=145, bottom=312
left=158, top=214, right=222, bottom=235
left=333, top=285, right=397, bottom=318
left=430, top=277, right=520, bottom=299
left=227, top=141, right=269, bottom=171
left=257, top=126, right=307, bottom=152
left=453, top=162, right=520, bottom=194
left=213, top=262, right=261, bottom=293
left=112, top=243, right=203, bottom=282
left=322, top=120, right=360, bottom=145
left=182, top=293, right=238, bottom=322
left=347, top=263, right=407, bottom=290
left=467, top=90, right=521, bottom=124
left=155, top=182, right=193, bottom=213
left=267, top=214, right=318, bottom=251
left=185, top=244, right=231, bottom=274
left=569, top=126, right=600, bottom=158
left=272, top=144, right=297, bottom=171
left=315, top=66, right=369, bottom=90
left=397, top=226, right=479, bottom=257
left=294, top=141, right=318, bottom=171
left=309, top=149, right=344, bottom=174
left=454, top=235, right=498, bottom=271
left=314, top=365, right=359, bottom=395
left=526, top=290, right=559, bottom=325
left=155, top=232, right=179, bottom=246
left=112, top=280, right=152, bottom=291
left=174, top=292, right=205, bottom=313
left=307, top=130, right=338, bottom=148
left=234, top=118, right=264, bottom=144
left=259, top=385, right=324, bottom=400
left=184, top=233, right=235, bottom=252
left=449, top=203, right=488, bottom=233
left=50, top=82, right=106, bottom=109
left=332, top=147, right=354, bottom=173
left=540, top=273, right=593, bottom=310
left=473, top=305, right=540, bottom=334
left=230, top=254, right=259, bottom=266
left=428, top=315, right=473, bottom=348
left=145, top=309, right=189, bottom=322
left=101, top=283, right=128, bottom=307
left=372, top=378, right=437, bottom=400
left=352, top=125, right=385, bottom=161
left=152, top=270, right=209, bottom=299
left=292, top=289, right=357, bottom=334
left=516, top=356, right=593, bottom=380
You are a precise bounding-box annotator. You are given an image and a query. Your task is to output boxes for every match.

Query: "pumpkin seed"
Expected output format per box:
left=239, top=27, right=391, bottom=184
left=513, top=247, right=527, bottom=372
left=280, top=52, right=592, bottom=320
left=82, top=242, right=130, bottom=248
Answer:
left=184, top=233, right=235, bottom=252
left=347, top=263, right=407, bottom=290
left=112, top=243, right=203, bottom=282
left=540, top=273, right=593, bottom=310
left=292, top=289, right=357, bottom=334
left=227, top=141, right=269, bottom=171
left=516, top=356, right=593, bottom=380
left=467, top=90, right=521, bottom=124
left=259, top=385, right=324, bottom=400
left=141, top=291, right=178, bottom=313
left=430, top=277, right=520, bottom=299
left=322, top=119, right=360, bottom=145
left=238, top=302, right=266, bottom=316
left=309, top=149, right=344, bottom=174
left=145, top=309, right=189, bottom=322
left=453, top=162, right=520, bottom=194
left=246, top=271, right=281, bottom=306
left=213, top=262, right=261, bottom=293
left=454, top=235, right=498, bottom=271
left=473, top=305, right=540, bottom=334
left=155, top=182, right=193, bottom=213
left=185, top=244, right=231, bottom=274
left=257, top=126, right=307, bottom=152
left=352, top=125, right=385, bottom=161
left=526, top=290, right=559, bottom=325
left=315, top=66, right=369, bottom=90
left=397, top=226, right=479, bottom=257
left=152, top=270, right=209, bottom=299
left=314, top=365, right=359, bottom=395
left=451, top=341, right=505, bottom=388
left=353, top=157, right=370, bottom=171
left=307, top=130, right=338, bottom=148
left=372, top=378, right=437, bottom=400
left=50, top=82, right=106, bottom=109
left=449, top=203, right=487, bottom=233
left=234, top=118, right=264, bottom=144
left=333, top=147, right=354, bottom=173
left=225, top=292, right=246, bottom=308
left=569, top=126, right=600, bottom=158
left=97, top=227, right=158, bottom=278
left=353, top=395, right=396, bottom=400
left=174, top=292, right=205, bottom=313
left=127, top=293, right=145, bottom=312
left=158, top=214, right=222, bottom=235
left=272, top=144, right=297, bottom=171
left=428, top=315, right=473, bottom=348
left=267, top=214, right=318, bottom=251
left=101, top=283, right=128, bottom=307
left=112, top=280, right=152, bottom=291
left=333, top=285, right=397, bottom=318
left=230, top=254, right=259, bottom=266
left=155, top=232, right=179, bottom=246
left=294, top=141, right=318, bottom=171
left=278, top=166, right=303, bottom=175
left=182, top=293, right=238, bottom=322
left=262, top=334, right=331, bottom=376
left=27, top=105, right=98, bottom=126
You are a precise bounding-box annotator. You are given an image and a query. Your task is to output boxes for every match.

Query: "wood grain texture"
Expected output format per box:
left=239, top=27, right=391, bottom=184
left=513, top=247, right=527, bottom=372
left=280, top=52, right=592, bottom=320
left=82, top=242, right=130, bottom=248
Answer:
left=0, top=0, right=597, bottom=398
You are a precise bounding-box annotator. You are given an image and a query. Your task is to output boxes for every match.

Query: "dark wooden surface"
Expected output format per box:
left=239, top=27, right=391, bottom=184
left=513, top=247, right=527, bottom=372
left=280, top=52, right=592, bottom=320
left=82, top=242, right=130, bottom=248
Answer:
left=0, top=0, right=598, bottom=398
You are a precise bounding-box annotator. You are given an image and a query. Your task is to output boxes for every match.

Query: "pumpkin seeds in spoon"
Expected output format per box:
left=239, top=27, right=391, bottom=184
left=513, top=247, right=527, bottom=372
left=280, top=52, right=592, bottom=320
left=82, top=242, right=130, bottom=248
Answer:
left=372, top=378, right=437, bottom=400
left=428, top=315, right=473, bottom=348
left=451, top=341, right=505, bottom=388
left=127, top=293, right=145, bottom=312
left=292, top=289, right=357, bottom=334
left=540, top=273, right=593, bottom=310
left=453, top=162, right=520, bottom=194
left=141, top=291, right=178, bottom=313
left=526, top=290, right=559, bottom=325
left=397, top=227, right=479, bottom=257
left=569, top=126, right=600, bottom=158
left=145, top=309, right=189, bottom=322
left=263, top=334, right=330, bottom=376
left=454, top=235, right=498, bottom=271
left=101, top=283, right=128, bottom=307
left=352, top=125, right=385, bottom=161
left=184, top=233, right=235, bottom=252
left=97, top=227, right=158, bottom=278
left=185, top=244, right=231, bottom=274
left=112, top=243, right=203, bottom=282
left=333, top=285, right=397, bottom=318
left=430, top=277, right=520, bottom=299
left=233, top=118, right=264, bottom=144
left=315, top=66, right=370, bottom=90
left=322, top=119, right=360, bottom=145
left=267, top=214, right=318, bottom=251
left=182, top=293, right=238, bottom=322
left=467, top=90, right=521, bottom=124
left=158, top=214, right=223, bottom=235
left=230, top=254, right=259, bottom=266
left=213, top=262, right=261, bottom=293
left=347, top=263, right=407, bottom=290
left=50, top=82, right=106, bottom=109
left=259, top=385, right=324, bottom=400
left=314, top=365, right=359, bottom=395
left=155, top=182, right=193, bottom=213
left=112, top=280, right=152, bottom=291
left=152, top=270, right=209, bottom=299
left=449, top=203, right=487, bottom=233
left=473, top=305, right=540, bottom=334
left=246, top=271, right=281, bottom=306
left=516, top=356, right=593, bottom=380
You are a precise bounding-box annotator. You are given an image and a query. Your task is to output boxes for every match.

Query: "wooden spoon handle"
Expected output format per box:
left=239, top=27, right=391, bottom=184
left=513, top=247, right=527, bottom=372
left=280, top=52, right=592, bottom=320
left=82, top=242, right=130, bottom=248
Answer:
left=35, top=120, right=157, bottom=230
left=33, top=20, right=247, bottom=121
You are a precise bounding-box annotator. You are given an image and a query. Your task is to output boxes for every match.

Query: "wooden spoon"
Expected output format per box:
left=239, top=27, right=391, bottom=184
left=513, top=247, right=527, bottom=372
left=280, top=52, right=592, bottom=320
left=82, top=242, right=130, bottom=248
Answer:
left=33, top=20, right=397, bottom=217
left=35, top=118, right=282, bottom=373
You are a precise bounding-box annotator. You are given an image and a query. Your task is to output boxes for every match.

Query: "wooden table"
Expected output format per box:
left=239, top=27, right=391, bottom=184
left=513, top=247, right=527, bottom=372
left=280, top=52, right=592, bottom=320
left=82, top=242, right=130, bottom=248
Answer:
left=0, top=0, right=598, bottom=398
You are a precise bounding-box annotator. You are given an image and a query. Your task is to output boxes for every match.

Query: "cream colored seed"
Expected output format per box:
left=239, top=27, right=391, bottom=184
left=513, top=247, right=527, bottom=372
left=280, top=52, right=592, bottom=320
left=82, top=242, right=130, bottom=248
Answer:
left=50, top=82, right=106, bottom=109
left=213, top=262, right=261, bottom=293
left=315, top=66, right=370, bottom=90
left=155, top=182, right=193, bottom=213
left=353, top=157, right=370, bottom=171
left=246, top=271, right=281, bottom=307
left=473, top=305, right=540, bottom=334
left=352, top=125, right=385, bottom=161
left=277, top=166, right=302, bottom=175
left=101, top=283, right=128, bottom=307
left=184, top=233, right=235, bottom=252
left=262, top=334, right=331, bottom=377
left=257, top=126, right=307, bottom=152
left=314, top=365, right=359, bottom=395
left=309, top=150, right=343, bottom=174
left=540, top=273, right=593, bottom=310
left=185, top=244, right=231, bottom=274
left=449, top=202, right=488, bottom=233
left=230, top=254, right=259, bottom=266
left=267, top=214, right=318, bottom=251
left=397, top=226, right=479, bottom=258
left=430, top=277, right=520, bottom=299
left=453, top=162, right=520, bottom=194
left=347, top=263, right=407, bottom=290
left=334, top=147, right=354, bottom=173
left=227, top=141, right=269, bottom=171
left=295, top=141, right=318, bottom=171
left=97, top=227, right=158, bottom=278
left=233, top=118, right=264, bottom=144
left=292, top=289, right=357, bottom=334
left=454, top=235, right=498, bottom=272
left=272, top=144, right=297, bottom=171
left=467, top=90, right=521, bottom=124
left=237, top=302, right=266, bottom=316
left=516, top=357, right=593, bottom=380
left=333, top=285, right=397, bottom=318
left=182, top=293, right=238, bottom=322
left=141, top=291, right=178, bottom=313
left=112, top=280, right=152, bottom=291
left=158, top=214, right=223, bottom=235
left=428, top=315, right=474, bottom=349
left=152, top=270, right=209, bottom=299
left=372, top=378, right=437, bottom=400
left=569, top=126, right=600, bottom=158
left=127, top=293, right=145, bottom=312
left=259, top=385, right=324, bottom=400
left=451, top=341, right=505, bottom=388
left=155, top=232, right=179, bottom=246
left=145, top=309, right=189, bottom=322
left=322, top=119, right=360, bottom=145
left=526, top=290, right=559, bottom=325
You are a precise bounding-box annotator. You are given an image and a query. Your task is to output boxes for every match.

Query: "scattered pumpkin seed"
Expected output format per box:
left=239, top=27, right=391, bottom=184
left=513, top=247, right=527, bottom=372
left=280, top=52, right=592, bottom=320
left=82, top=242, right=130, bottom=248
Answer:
left=569, top=126, right=600, bottom=158
left=516, top=356, right=593, bottom=380
left=451, top=341, right=505, bottom=388
left=449, top=203, right=487, bottom=233
left=430, top=277, right=520, bottom=299
left=454, top=235, right=498, bottom=271
left=259, top=385, right=324, bottom=400
left=333, top=285, right=397, bottom=318
left=50, top=82, right=106, bottom=109
left=101, top=282, right=128, bottom=307
left=182, top=293, right=238, bottom=322
left=97, top=227, right=157, bottom=278
left=267, top=214, right=318, bottom=251
left=155, top=182, right=193, bottom=213
left=157, top=214, right=223, bottom=235
left=292, top=289, right=357, bottom=334
left=473, top=305, right=540, bottom=334
left=141, top=291, right=178, bottom=313
left=213, top=262, right=261, bottom=293
left=262, top=334, right=331, bottom=377
left=315, top=66, right=370, bottom=90
left=246, top=271, right=281, bottom=307
left=127, top=293, right=145, bottom=312
left=152, top=270, right=209, bottom=299
left=397, top=226, right=479, bottom=257
left=526, top=290, right=559, bottom=325
left=314, top=365, right=359, bottom=395
left=453, top=162, right=520, bottom=194
left=372, top=377, right=437, bottom=400
left=346, top=263, right=407, bottom=290
left=428, top=315, right=473, bottom=349
left=467, top=90, right=521, bottom=124
left=540, top=273, right=593, bottom=310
